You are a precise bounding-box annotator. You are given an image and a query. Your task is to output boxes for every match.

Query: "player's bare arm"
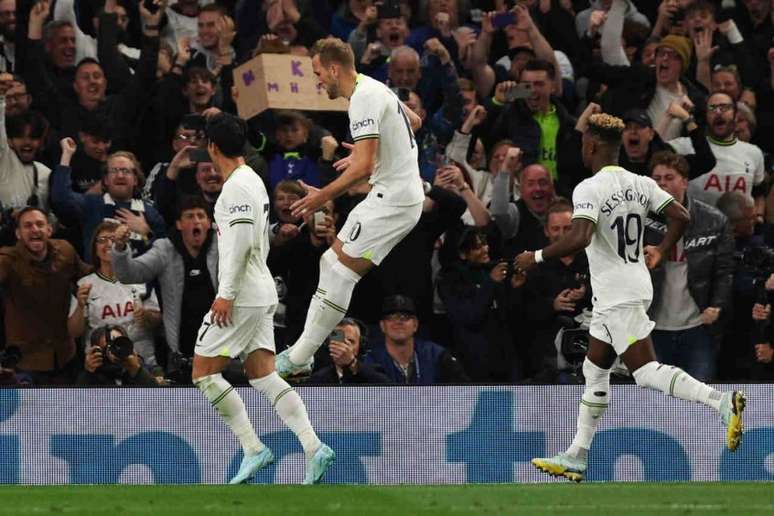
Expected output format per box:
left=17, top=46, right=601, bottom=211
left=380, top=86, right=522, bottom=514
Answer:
left=644, top=199, right=690, bottom=269
left=515, top=218, right=595, bottom=271
left=291, top=138, right=378, bottom=217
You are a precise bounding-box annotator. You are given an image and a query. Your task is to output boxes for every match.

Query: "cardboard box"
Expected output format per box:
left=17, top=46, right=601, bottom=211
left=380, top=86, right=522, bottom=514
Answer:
left=233, top=53, right=349, bottom=119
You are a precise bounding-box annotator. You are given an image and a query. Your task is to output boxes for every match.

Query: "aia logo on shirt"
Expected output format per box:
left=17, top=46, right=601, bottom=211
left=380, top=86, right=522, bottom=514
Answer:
left=101, top=301, right=136, bottom=319
left=351, top=118, right=374, bottom=131
left=703, top=173, right=746, bottom=193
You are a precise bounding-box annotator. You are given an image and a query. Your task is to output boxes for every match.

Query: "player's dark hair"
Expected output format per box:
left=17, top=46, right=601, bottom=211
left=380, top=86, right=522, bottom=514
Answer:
left=205, top=113, right=247, bottom=158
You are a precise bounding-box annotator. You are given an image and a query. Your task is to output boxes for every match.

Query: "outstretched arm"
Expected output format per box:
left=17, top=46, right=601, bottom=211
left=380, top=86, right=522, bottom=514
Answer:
left=290, top=139, right=377, bottom=217
left=515, top=218, right=594, bottom=271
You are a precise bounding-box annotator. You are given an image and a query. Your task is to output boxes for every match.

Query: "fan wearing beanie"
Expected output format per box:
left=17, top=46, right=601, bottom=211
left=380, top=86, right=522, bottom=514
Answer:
left=648, top=35, right=695, bottom=141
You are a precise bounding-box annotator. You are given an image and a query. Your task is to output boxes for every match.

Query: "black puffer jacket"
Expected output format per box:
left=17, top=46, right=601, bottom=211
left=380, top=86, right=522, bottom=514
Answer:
left=645, top=195, right=734, bottom=325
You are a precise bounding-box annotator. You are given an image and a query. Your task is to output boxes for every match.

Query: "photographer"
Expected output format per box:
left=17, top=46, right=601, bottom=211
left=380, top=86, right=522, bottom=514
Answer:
left=76, top=325, right=158, bottom=386
left=308, top=318, right=390, bottom=385
left=522, top=198, right=592, bottom=382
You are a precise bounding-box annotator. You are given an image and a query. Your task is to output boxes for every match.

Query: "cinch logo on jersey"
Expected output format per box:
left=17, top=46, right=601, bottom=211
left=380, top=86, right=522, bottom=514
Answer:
left=575, top=202, right=593, bottom=211
left=228, top=204, right=252, bottom=214
left=351, top=118, right=375, bottom=131
left=600, top=188, right=649, bottom=216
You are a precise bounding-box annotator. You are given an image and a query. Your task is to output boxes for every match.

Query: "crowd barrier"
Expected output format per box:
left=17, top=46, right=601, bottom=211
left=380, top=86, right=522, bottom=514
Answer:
left=0, top=385, right=771, bottom=484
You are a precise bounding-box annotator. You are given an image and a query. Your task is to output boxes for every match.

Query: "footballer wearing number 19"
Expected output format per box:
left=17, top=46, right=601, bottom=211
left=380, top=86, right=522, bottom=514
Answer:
left=516, top=113, right=747, bottom=482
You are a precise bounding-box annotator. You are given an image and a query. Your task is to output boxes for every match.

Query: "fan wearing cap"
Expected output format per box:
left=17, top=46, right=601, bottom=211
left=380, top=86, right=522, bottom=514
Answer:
left=363, top=295, right=468, bottom=385
left=616, top=106, right=716, bottom=178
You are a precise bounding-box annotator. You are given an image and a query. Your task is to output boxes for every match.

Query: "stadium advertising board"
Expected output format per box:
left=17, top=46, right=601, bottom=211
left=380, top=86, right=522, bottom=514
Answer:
left=0, top=385, right=771, bottom=484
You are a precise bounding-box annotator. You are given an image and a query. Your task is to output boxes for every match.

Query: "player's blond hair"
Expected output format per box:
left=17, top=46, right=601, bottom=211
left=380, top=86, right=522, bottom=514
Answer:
left=311, top=37, right=355, bottom=70
left=587, top=113, right=625, bottom=144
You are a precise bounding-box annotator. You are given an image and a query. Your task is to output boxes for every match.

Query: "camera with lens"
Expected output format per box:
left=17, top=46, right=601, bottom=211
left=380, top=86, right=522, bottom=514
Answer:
left=0, top=346, right=22, bottom=369
left=106, top=327, right=134, bottom=360
left=93, top=326, right=135, bottom=378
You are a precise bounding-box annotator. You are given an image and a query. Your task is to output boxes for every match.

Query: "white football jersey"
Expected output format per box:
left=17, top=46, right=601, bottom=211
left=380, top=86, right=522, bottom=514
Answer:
left=668, top=136, right=765, bottom=206
left=76, top=272, right=159, bottom=350
left=214, top=164, right=277, bottom=307
left=348, top=73, right=424, bottom=206
left=572, top=166, right=674, bottom=310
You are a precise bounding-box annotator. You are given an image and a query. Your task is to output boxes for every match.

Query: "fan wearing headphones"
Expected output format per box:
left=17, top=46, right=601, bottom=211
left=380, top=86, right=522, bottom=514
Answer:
left=307, top=317, right=391, bottom=385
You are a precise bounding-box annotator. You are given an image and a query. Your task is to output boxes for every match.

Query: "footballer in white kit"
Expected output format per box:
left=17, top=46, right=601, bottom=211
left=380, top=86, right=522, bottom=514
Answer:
left=192, top=113, right=333, bottom=486
left=336, top=72, right=424, bottom=263
left=195, top=163, right=278, bottom=360
left=275, top=37, right=424, bottom=377
left=517, top=113, right=746, bottom=483
left=570, top=166, right=674, bottom=353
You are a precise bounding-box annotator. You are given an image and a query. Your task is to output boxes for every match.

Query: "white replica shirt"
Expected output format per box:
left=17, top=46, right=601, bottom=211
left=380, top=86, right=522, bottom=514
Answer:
left=348, top=73, right=424, bottom=206
left=668, top=136, right=765, bottom=206
left=214, top=164, right=277, bottom=307
left=572, top=166, right=674, bottom=310
left=76, top=272, right=159, bottom=349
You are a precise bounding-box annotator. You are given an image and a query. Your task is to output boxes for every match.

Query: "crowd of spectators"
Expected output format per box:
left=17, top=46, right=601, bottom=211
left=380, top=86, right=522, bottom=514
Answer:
left=1, top=0, right=774, bottom=387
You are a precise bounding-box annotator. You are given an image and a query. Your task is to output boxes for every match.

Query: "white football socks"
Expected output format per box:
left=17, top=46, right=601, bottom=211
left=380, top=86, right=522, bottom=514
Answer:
left=250, top=372, right=321, bottom=459
left=194, top=373, right=265, bottom=456
left=567, top=358, right=610, bottom=458
left=289, top=249, right=360, bottom=365
left=632, top=361, right=722, bottom=411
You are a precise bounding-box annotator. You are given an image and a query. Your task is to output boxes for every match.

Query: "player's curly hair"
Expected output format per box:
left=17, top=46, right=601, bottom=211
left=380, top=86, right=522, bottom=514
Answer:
left=587, top=113, right=625, bottom=144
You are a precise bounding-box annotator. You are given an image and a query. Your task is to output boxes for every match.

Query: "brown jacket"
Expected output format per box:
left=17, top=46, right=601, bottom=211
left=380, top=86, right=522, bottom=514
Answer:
left=0, top=239, right=92, bottom=371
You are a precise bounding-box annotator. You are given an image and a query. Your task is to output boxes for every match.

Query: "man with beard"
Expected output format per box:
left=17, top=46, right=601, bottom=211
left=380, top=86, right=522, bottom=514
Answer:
left=51, top=138, right=166, bottom=261
left=275, top=37, right=424, bottom=378
left=0, top=0, right=15, bottom=72
left=0, top=74, right=51, bottom=218
left=111, top=196, right=218, bottom=373
left=0, top=206, right=92, bottom=384
left=668, top=92, right=766, bottom=207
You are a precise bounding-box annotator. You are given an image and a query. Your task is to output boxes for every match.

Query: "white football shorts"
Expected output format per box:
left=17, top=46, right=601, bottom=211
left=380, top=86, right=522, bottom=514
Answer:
left=195, top=305, right=276, bottom=360
left=338, top=195, right=422, bottom=265
left=589, top=300, right=655, bottom=355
